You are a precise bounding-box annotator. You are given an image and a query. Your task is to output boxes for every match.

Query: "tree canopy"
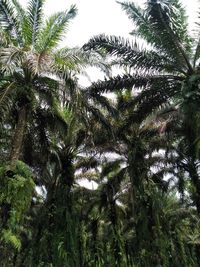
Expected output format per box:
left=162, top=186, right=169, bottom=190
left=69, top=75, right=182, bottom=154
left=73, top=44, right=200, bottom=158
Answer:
left=1, top=0, right=200, bottom=266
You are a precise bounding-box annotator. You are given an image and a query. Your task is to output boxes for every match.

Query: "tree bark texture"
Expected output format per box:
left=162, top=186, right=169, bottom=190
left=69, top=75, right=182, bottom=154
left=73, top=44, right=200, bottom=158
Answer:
left=10, top=106, right=27, bottom=163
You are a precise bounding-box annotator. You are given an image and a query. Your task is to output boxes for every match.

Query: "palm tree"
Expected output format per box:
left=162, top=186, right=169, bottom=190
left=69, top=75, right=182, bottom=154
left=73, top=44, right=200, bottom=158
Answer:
left=0, top=0, right=85, bottom=164
left=84, top=0, right=200, bottom=213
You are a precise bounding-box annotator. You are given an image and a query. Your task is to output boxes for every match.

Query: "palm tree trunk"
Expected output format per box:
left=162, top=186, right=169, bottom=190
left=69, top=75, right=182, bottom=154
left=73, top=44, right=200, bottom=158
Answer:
left=188, top=162, right=200, bottom=214
left=10, top=106, right=28, bottom=163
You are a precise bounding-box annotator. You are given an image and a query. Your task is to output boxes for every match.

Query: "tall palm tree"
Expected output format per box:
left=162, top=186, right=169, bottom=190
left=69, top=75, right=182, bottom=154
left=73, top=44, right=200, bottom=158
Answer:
left=0, top=0, right=87, bottom=163
left=84, top=0, right=200, bottom=213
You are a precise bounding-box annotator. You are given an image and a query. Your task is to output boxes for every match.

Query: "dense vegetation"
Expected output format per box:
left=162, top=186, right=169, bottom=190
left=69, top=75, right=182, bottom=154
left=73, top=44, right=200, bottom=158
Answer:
left=0, top=0, right=200, bottom=266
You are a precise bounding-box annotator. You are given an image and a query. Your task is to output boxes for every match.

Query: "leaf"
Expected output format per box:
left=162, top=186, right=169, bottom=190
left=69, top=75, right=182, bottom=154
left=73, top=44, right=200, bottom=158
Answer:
left=0, top=0, right=22, bottom=44
left=84, top=34, right=177, bottom=73
left=2, top=229, right=21, bottom=250
left=118, top=1, right=192, bottom=73
left=11, top=0, right=30, bottom=45
left=27, top=0, right=44, bottom=46
left=35, top=5, right=77, bottom=53
left=0, top=81, right=15, bottom=118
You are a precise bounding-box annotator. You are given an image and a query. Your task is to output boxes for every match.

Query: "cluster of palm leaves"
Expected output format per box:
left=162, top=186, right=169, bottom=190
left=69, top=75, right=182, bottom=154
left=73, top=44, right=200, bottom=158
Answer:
left=1, top=0, right=200, bottom=266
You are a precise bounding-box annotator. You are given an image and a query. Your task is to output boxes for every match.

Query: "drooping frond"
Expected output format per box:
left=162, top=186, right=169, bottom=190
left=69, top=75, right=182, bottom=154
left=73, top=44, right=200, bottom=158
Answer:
left=0, top=81, right=15, bottom=118
left=0, top=46, right=24, bottom=74
left=86, top=104, right=113, bottom=134
left=75, top=156, right=100, bottom=172
left=34, top=76, right=58, bottom=93
left=27, top=0, right=44, bottom=46
left=0, top=0, right=22, bottom=44
left=33, top=76, right=59, bottom=106
left=121, top=76, right=182, bottom=126
left=87, top=74, right=147, bottom=95
left=54, top=47, right=111, bottom=78
left=35, top=5, right=77, bottom=53
left=35, top=106, right=69, bottom=141
left=0, top=28, right=9, bottom=46
left=120, top=76, right=182, bottom=110
left=84, top=34, right=179, bottom=73
left=53, top=47, right=87, bottom=77
left=83, top=50, right=112, bottom=76
left=118, top=1, right=193, bottom=72
left=87, top=92, right=118, bottom=117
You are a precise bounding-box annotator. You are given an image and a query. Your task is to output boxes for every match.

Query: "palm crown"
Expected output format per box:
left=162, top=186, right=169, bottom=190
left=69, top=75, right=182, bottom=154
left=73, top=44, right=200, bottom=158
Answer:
left=0, top=0, right=85, bottom=162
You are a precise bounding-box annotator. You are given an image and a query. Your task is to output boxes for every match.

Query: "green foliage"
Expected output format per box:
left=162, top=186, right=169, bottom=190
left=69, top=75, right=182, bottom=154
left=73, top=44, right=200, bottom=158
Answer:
left=35, top=5, right=77, bottom=53
left=1, top=0, right=200, bottom=266
left=2, top=229, right=21, bottom=250
left=27, top=0, right=44, bottom=46
left=0, top=0, right=22, bottom=43
left=0, top=161, right=34, bottom=250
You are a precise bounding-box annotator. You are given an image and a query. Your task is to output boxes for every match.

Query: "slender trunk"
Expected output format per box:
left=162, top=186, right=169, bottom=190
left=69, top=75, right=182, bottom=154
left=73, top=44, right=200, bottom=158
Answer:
left=188, top=162, right=200, bottom=214
left=10, top=106, right=27, bottom=163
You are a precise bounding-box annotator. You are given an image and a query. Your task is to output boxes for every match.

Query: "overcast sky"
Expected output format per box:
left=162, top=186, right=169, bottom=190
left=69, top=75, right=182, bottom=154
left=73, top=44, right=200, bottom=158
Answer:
left=19, top=0, right=199, bottom=47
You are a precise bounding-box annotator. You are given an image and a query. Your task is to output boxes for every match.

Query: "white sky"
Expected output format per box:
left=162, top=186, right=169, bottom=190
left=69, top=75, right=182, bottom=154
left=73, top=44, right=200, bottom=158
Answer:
left=19, top=0, right=199, bottom=47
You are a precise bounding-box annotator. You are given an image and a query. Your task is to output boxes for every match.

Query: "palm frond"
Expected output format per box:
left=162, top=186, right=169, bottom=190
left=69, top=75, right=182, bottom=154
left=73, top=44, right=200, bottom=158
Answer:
left=33, top=78, right=58, bottom=107
left=148, top=0, right=191, bottom=48
left=147, top=0, right=193, bottom=72
left=86, top=104, right=113, bottom=134
left=122, top=76, right=182, bottom=126
left=101, top=160, right=124, bottom=179
left=75, top=156, right=100, bottom=172
left=54, top=47, right=111, bottom=78
left=120, top=75, right=182, bottom=111
left=83, top=50, right=112, bottom=76
left=0, top=0, right=22, bottom=44
left=0, top=81, right=15, bottom=118
left=87, top=74, right=146, bottom=95
left=11, top=0, right=26, bottom=22
left=35, top=5, right=77, bottom=53
left=35, top=106, right=68, bottom=141
left=193, top=38, right=200, bottom=67
left=11, top=0, right=30, bottom=46
left=53, top=47, right=86, bottom=76
left=0, top=28, right=9, bottom=46
left=0, top=46, right=24, bottom=74
left=118, top=1, right=192, bottom=72
left=84, top=34, right=177, bottom=73
left=88, top=92, right=118, bottom=117
left=193, top=12, right=200, bottom=66
left=27, top=0, right=44, bottom=46
left=34, top=76, right=58, bottom=92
